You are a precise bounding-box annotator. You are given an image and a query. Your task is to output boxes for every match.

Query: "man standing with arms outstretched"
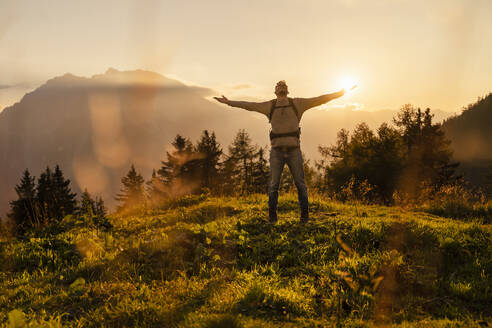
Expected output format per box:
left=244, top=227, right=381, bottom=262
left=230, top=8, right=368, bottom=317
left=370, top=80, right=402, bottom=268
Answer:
left=214, top=81, right=347, bottom=223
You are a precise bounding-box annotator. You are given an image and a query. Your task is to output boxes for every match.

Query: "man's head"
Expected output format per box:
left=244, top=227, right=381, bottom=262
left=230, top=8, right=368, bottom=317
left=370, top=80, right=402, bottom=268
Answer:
left=275, top=80, right=289, bottom=97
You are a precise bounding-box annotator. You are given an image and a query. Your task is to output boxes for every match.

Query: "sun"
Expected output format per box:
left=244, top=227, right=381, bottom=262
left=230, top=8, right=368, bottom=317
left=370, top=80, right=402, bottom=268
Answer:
left=338, top=76, right=358, bottom=93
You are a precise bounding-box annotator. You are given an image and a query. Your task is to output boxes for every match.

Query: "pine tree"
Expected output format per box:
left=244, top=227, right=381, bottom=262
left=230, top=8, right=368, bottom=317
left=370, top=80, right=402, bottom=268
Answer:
left=79, top=189, right=96, bottom=217
left=146, top=169, right=167, bottom=204
left=115, top=164, right=146, bottom=210
left=8, top=169, right=39, bottom=234
left=36, top=165, right=77, bottom=221
left=94, top=197, right=107, bottom=217
left=196, top=130, right=223, bottom=192
left=36, top=167, right=54, bottom=220
left=394, top=106, right=458, bottom=196
left=51, top=165, right=77, bottom=220
left=224, top=130, right=257, bottom=194
left=158, top=134, right=201, bottom=196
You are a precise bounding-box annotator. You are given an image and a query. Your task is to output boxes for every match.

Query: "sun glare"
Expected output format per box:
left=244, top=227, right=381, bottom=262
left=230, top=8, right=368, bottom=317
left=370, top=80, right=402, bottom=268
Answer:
left=339, top=76, right=358, bottom=93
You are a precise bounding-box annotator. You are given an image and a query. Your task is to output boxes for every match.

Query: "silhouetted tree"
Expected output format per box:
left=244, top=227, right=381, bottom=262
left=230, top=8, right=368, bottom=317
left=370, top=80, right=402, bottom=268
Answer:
left=195, top=130, right=223, bottom=192
left=94, top=196, right=107, bottom=218
left=51, top=165, right=77, bottom=219
left=36, top=165, right=76, bottom=221
left=223, top=130, right=257, bottom=194
left=318, top=122, right=405, bottom=202
left=36, top=166, right=54, bottom=220
left=318, top=105, right=457, bottom=203
left=158, top=134, right=201, bottom=195
left=115, top=165, right=146, bottom=210
left=79, top=189, right=96, bottom=217
left=8, top=169, right=39, bottom=234
left=146, top=169, right=167, bottom=204
left=394, top=106, right=458, bottom=196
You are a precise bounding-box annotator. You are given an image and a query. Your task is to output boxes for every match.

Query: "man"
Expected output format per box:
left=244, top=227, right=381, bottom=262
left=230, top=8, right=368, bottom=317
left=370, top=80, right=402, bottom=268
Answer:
left=214, top=81, right=346, bottom=223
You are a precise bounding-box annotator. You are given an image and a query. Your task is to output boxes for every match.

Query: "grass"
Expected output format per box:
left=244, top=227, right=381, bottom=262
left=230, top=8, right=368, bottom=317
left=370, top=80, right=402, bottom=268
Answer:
left=1, top=193, right=491, bottom=327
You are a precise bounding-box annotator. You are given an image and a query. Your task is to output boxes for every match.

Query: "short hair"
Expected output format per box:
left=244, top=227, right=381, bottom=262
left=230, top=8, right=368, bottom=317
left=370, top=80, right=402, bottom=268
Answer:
left=276, top=80, right=287, bottom=87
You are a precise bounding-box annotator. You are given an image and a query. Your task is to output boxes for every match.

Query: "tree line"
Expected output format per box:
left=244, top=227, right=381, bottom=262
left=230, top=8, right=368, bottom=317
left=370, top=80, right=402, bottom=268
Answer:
left=116, top=104, right=459, bottom=209
left=7, top=165, right=107, bottom=235
left=6, top=104, right=460, bottom=233
left=116, top=129, right=273, bottom=210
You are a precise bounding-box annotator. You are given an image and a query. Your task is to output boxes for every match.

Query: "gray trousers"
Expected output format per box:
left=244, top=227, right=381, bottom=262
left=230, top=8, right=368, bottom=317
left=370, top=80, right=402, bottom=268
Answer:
left=268, top=146, right=309, bottom=217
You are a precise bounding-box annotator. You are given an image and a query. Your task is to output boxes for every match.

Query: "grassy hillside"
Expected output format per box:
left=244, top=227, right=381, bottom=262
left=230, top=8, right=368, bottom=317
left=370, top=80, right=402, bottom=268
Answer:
left=1, top=194, right=491, bottom=327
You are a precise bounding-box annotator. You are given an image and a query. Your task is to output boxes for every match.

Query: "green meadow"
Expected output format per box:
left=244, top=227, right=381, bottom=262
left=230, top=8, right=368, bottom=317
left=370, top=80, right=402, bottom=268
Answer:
left=1, top=194, right=491, bottom=327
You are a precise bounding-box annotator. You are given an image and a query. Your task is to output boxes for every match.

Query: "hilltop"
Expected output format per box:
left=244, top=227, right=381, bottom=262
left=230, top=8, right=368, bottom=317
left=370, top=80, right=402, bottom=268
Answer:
left=1, top=194, right=491, bottom=327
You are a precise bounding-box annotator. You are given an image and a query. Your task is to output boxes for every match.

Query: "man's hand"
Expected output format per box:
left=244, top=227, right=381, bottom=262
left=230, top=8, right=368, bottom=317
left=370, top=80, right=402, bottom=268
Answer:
left=213, top=95, right=230, bottom=105
left=339, top=85, right=357, bottom=97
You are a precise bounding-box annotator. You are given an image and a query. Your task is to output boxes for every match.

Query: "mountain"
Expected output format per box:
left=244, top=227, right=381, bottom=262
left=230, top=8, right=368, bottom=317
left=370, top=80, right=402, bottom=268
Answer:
left=0, top=69, right=250, bottom=215
left=0, top=68, right=454, bottom=215
left=442, top=93, right=492, bottom=191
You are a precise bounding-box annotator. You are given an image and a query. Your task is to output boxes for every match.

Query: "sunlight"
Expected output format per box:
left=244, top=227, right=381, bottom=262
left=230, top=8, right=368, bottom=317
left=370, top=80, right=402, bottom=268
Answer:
left=338, top=76, right=358, bottom=94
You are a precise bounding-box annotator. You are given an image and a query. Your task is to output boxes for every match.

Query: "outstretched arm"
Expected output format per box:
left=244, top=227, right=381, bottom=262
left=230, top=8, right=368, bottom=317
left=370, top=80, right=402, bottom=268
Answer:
left=214, top=95, right=271, bottom=116
left=297, top=89, right=346, bottom=111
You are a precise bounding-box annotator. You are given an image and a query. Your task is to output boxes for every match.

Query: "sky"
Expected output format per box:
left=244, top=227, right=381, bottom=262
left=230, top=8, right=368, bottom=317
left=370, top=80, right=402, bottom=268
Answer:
left=1, top=0, right=492, bottom=113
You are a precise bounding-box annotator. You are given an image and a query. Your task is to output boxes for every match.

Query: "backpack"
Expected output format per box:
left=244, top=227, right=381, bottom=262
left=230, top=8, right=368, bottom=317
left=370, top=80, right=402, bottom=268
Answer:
left=268, top=98, right=301, bottom=140
left=268, top=97, right=300, bottom=122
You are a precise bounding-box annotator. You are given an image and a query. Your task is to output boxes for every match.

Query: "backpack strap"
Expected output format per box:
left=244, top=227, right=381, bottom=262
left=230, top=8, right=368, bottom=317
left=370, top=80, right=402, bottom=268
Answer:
left=268, top=98, right=300, bottom=122
left=288, top=97, right=300, bottom=121
left=270, top=128, right=301, bottom=140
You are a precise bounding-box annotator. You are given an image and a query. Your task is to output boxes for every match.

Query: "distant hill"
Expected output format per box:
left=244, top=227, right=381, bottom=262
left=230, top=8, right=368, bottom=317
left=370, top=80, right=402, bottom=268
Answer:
left=442, top=93, right=492, bottom=192
left=0, top=68, right=454, bottom=215
left=0, top=69, right=251, bottom=215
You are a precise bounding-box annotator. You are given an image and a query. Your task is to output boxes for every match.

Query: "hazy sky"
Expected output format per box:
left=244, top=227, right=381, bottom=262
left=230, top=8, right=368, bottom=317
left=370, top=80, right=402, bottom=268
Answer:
left=1, top=0, right=491, bottom=113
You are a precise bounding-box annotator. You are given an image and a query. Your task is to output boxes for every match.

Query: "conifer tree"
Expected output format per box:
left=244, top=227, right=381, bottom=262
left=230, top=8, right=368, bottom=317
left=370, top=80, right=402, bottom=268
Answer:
left=36, top=166, right=54, bottom=220
left=8, top=169, right=39, bottom=234
left=94, top=197, right=107, bottom=218
left=115, top=164, right=146, bottom=210
left=224, top=129, right=257, bottom=194
left=394, top=106, right=457, bottom=195
left=51, top=165, right=77, bottom=219
left=146, top=169, right=167, bottom=204
left=196, top=130, right=222, bottom=192
left=79, top=189, right=96, bottom=217
left=158, top=134, right=200, bottom=195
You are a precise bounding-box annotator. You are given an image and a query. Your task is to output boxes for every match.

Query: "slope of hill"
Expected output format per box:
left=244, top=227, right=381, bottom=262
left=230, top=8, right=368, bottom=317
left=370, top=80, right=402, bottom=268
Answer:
left=442, top=93, right=492, bottom=191
left=1, top=194, right=491, bottom=327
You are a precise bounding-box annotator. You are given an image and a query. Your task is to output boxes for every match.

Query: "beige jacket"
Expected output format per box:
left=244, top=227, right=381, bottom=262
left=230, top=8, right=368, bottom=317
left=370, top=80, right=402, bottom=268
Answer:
left=227, top=91, right=343, bottom=148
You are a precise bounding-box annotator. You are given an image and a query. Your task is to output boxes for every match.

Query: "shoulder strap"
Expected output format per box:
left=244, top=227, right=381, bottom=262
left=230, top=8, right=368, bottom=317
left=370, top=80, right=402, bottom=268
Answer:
left=269, top=98, right=299, bottom=122
left=288, top=97, right=300, bottom=120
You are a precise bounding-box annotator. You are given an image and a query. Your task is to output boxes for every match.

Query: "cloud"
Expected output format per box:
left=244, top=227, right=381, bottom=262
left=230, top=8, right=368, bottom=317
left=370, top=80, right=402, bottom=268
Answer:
left=0, top=82, right=36, bottom=90
left=321, top=102, right=366, bottom=111
left=230, top=84, right=253, bottom=90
